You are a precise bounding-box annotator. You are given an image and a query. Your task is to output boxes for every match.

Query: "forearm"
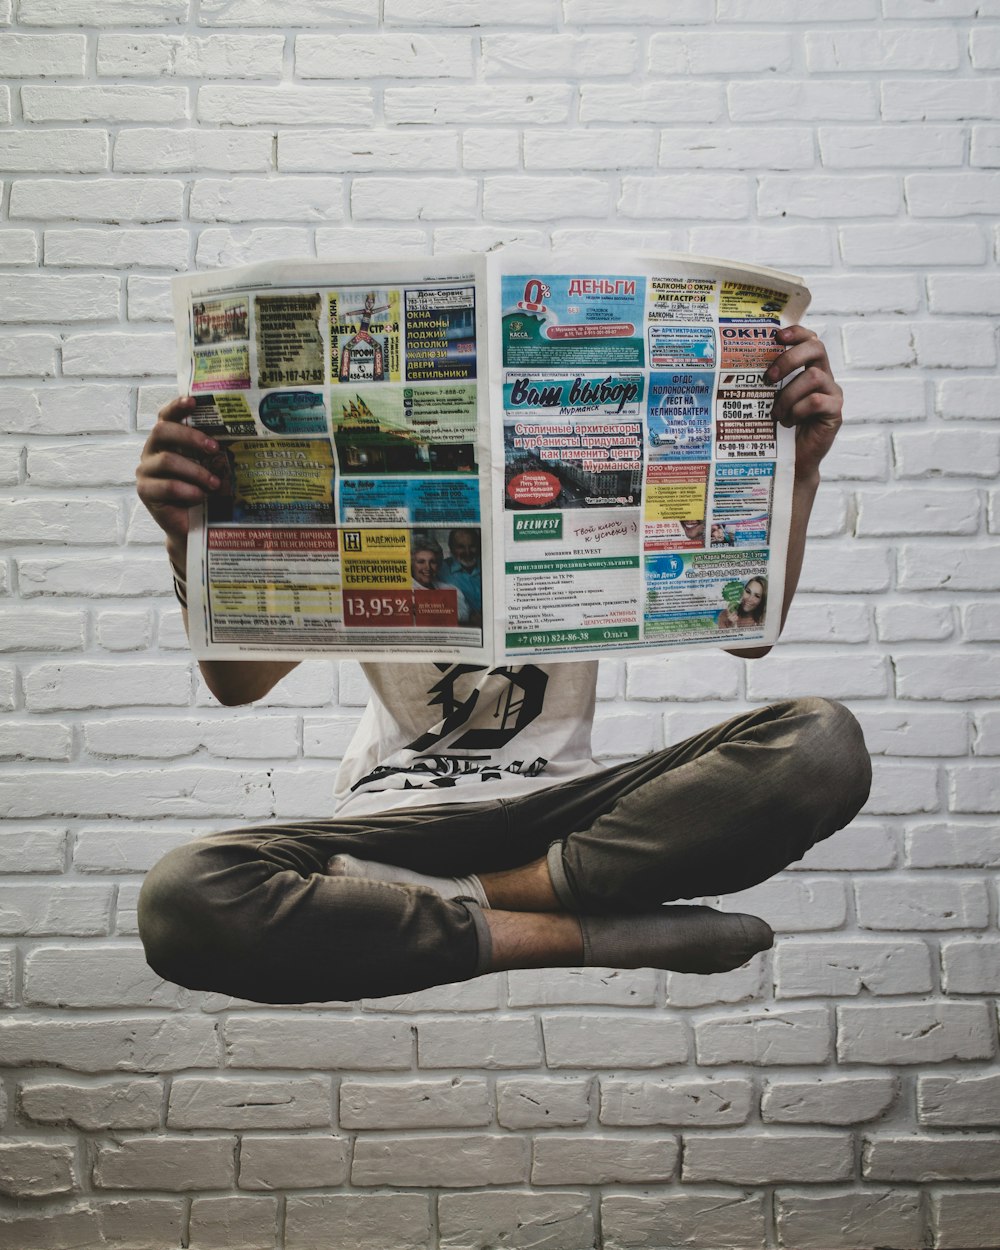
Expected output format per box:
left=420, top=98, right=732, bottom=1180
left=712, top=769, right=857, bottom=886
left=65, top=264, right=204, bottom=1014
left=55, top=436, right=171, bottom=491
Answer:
left=166, top=536, right=299, bottom=706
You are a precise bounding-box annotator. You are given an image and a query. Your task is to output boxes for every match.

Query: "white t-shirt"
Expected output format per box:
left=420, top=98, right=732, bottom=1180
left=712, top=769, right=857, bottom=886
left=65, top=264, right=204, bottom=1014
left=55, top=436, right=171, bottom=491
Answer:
left=333, top=661, right=602, bottom=817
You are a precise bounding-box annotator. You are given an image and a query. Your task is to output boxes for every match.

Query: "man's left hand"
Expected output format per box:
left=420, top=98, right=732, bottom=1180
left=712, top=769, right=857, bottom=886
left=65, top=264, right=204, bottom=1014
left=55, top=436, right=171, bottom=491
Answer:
left=767, top=325, right=843, bottom=483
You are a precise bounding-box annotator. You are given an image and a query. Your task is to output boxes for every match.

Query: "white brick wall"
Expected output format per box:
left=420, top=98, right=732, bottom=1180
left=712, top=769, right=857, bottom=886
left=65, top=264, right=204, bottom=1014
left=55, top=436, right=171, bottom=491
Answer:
left=1, top=3, right=998, bottom=1247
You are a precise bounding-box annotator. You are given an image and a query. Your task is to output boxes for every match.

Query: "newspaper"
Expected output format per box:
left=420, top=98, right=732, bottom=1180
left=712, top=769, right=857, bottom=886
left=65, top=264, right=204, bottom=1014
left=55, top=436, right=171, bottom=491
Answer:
left=172, top=249, right=810, bottom=663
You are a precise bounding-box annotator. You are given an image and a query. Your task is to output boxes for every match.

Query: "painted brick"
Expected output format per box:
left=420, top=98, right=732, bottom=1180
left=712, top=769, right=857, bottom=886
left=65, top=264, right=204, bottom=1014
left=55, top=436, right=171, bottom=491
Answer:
left=0, top=827, right=67, bottom=872
left=19, top=1078, right=162, bottom=1130
left=856, top=488, right=979, bottom=536
left=506, top=968, right=657, bottom=1007
left=883, top=79, right=1000, bottom=121
left=762, top=1076, right=897, bottom=1125
left=353, top=176, right=476, bottom=220
left=384, top=0, right=555, bottom=23
left=806, top=28, right=960, bottom=71
left=352, top=1134, right=528, bottom=1187
left=941, top=939, right=1000, bottom=994
left=191, top=177, right=345, bottom=223
left=837, top=1003, right=994, bottom=1063
left=485, top=33, right=637, bottom=76
left=11, top=178, right=183, bottom=222
left=1, top=889, right=111, bottom=939
left=224, top=1016, right=412, bottom=1070
left=96, top=33, right=284, bottom=77
left=857, top=708, right=969, bottom=756
left=659, top=127, right=813, bottom=170
left=775, top=940, right=932, bottom=997
left=0, top=274, right=120, bottom=323
left=19, top=0, right=189, bottom=21
left=932, top=1191, right=1000, bottom=1249
left=758, top=173, right=898, bottom=218
left=198, top=85, right=373, bottom=125
left=0, top=129, right=110, bottom=172
left=199, top=0, right=375, bottom=22
left=22, top=85, right=188, bottom=123
left=0, top=333, right=60, bottom=376
left=683, top=1133, right=852, bottom=1183
left=696, top=1008, right=831, bottom=1066
left=581, top=84, right=724, bottom=124
left=819, top=125, right=964, bottom=167
left=438, top=1192, right=593, bottom=1250
left=297, top=32, right=470, bottom=78
left=280, top=129, right=457, bottom=173
left=385, top=85, right=571, bottom=125
left=61, top=331, right=176, bottom=376
left=918, top=1073, right=1000, bottom=1127
left=524, top=130, right=656, bottom=171
left=418, top=1017, right=541, bottom=1069
left=600, top=1077, right=752, bottom=1127
left=620, top=175, right=750, bottom=219
left=115, top=128, right=273, bottom=173
left=483, top=177, right=610, bottom=221
left=898, top=546, right=1000, bottom=592
left=93, top=1136, right=236, bottom=1190
left=188, top=1196, right=279, bottom=1250
left=543, top=1015, right=687, bottom=1069
left=531, top=1134, right=677, bottom=1184
left=855, top=878, right=988, bottom=931
left=774, top=1190, right=921, bottom=1250
left=601, top=1190, right=766, bottom=1250
left=864, top=1134, right=1000, bottom=1181
left=794, top=824, right=897, bottom=872
left=625, top=653, right=742, bottom=701
left=0, top=33, right=86, bottom=75
left=906, top=822, right=1000, bottom=868
left=168, top=1076, right=331, bottom=1128
left=665, top=959, right=767, bottom=1008
left=238, top=1135, right=349, bottom=1190
left=0, top=1141, right=77, bottom=1197
left=285, top=1194, right=431, bottom=1250
left=339, top=1078, right=490, bottom=1129
left=875, top=603, right=955, bottom=642
left=196, top=227, right=314, bottom=267
left=732, top=80, right=878, bottom=123
left=0, top=1016, right=219, bottom=1072
left=496, top=1078, right=592, bottom=1129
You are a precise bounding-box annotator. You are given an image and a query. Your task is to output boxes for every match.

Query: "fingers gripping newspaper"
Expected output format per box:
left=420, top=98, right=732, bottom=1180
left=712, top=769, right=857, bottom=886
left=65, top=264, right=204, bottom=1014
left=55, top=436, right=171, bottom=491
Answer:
left=173, top=249, right=810, bottom=664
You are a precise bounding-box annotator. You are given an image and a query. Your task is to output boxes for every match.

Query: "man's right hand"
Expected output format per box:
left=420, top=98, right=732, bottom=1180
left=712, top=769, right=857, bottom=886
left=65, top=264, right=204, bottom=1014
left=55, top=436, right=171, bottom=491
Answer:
left=135, top=396, right=222, bottom=546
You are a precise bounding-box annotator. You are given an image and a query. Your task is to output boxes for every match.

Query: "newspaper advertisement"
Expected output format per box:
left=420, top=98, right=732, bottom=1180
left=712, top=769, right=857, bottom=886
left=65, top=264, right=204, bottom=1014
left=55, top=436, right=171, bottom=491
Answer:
left=173, top=249, right=809, bottom=662
left=175, top=257, right=491, bottom=662
left=490, top=249, right=810, bottom=659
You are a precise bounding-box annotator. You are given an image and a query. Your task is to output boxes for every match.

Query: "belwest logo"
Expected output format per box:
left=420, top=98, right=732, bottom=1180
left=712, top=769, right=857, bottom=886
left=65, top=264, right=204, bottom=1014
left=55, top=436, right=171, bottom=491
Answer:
left=513, top=514, right=562, bottom=541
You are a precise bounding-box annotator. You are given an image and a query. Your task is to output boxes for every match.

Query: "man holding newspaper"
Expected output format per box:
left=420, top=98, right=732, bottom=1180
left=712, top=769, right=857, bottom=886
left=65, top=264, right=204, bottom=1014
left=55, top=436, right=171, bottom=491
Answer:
left=135, top=323, right=869, bottom=1005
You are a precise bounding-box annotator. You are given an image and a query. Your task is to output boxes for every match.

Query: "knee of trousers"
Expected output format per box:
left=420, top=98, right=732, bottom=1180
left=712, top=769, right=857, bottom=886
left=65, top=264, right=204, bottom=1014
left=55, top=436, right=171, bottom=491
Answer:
left=777, top=697, right=872, bottom=829
left=137, top=839, right=238, bottom=990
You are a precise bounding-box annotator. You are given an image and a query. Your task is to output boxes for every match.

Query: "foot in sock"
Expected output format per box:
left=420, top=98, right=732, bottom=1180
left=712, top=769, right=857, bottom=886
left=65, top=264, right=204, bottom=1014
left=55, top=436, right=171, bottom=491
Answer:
left=326, top=852, right=490, bottom=908
left=579, top=905, right=773, bottom=974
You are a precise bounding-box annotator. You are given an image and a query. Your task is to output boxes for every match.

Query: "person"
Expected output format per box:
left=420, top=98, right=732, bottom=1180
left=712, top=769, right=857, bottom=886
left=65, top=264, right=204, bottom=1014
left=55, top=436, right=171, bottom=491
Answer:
left=135, top=325, right=871, bottom=1005
left=717, top=576, right=767, bottom=630
left=410, top=538, right=472, bottom=625
left=438, top=528, right=483, bottom=627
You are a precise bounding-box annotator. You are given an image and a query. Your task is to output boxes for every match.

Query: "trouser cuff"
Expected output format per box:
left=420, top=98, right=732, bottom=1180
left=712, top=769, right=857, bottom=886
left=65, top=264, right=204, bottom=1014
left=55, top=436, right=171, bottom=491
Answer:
left=456, top=897, right=493, bottom=977
left=546, top=839, right=580, bottom=912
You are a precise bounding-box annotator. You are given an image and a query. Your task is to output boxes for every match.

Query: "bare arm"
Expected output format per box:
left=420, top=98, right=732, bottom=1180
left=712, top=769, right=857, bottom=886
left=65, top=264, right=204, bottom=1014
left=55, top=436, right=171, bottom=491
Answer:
left=137, top=396, right=300, bottom=706
left=725, top=324, right=842, bottom=660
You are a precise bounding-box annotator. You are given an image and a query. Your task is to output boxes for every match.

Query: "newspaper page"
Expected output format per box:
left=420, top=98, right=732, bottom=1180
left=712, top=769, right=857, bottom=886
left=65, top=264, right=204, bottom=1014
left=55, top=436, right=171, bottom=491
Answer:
left=488, top=249, right=811, bottom=662
left=173, top=257, right=492, bottom=663
left=174, top=249, right=809, bottom=663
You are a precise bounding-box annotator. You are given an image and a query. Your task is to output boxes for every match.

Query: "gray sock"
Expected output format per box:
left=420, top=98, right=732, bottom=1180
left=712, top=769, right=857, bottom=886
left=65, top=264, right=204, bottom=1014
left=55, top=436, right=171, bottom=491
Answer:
left=579, top=906, right=773, bottom=974
left=326, top=852, right=491, bottom=909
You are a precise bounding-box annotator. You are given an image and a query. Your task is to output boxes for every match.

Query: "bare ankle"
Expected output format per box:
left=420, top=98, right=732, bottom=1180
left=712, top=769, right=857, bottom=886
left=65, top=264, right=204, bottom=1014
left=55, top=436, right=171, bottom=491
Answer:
left=483, top=909, right=583, bottom=971
left=477, top=856, right=562, bottom=912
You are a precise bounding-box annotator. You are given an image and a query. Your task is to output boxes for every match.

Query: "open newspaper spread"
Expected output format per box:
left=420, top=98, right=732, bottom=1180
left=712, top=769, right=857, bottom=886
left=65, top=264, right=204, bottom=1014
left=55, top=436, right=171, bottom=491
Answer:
left=172, top=249, right=810, bottom=664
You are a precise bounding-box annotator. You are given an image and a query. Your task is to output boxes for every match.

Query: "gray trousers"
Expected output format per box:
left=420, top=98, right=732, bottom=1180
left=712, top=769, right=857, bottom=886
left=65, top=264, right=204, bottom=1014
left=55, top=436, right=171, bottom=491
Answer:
left=137, top=697, right=871, bottom=1004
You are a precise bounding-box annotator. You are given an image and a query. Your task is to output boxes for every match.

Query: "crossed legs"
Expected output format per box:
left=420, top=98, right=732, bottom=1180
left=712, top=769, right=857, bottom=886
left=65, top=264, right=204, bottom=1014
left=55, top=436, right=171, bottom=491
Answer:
left=138, top=697, right=871, bottom=1004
